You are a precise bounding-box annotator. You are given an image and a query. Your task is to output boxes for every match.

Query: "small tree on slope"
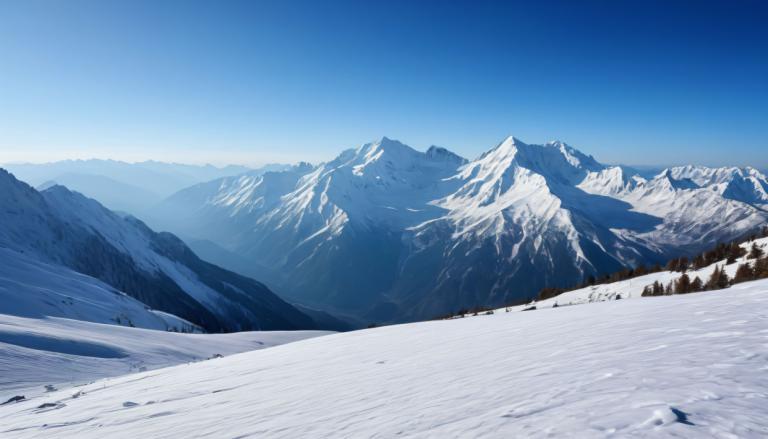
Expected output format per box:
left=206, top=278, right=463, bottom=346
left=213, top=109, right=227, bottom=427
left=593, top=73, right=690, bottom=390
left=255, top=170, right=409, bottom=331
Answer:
left=734, top=263, right=755, bottom=283
left=706, top=265, right=730, bottom=290
left=674, top=273, right=692, bottom=294
left=690, top=276, right=703, bottom=293
left=749, top=242, right=764, bottom=260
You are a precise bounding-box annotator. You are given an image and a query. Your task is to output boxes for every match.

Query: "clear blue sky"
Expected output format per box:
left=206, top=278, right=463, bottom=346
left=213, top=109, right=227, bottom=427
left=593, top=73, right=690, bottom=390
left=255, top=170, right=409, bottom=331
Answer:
left=0, top=0, right=766, bottom=167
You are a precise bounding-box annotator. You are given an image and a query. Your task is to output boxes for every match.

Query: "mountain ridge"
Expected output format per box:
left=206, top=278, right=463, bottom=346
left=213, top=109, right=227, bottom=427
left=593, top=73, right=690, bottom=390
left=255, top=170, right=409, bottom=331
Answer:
left=0, top=169, right=319, bottom=332
left=135, top=137, right=768, bottom=321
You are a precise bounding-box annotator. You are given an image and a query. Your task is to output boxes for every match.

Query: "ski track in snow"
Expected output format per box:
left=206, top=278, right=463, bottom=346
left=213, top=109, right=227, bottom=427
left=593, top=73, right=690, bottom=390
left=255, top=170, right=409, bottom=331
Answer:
left=1, top=281, right=767, bottom=438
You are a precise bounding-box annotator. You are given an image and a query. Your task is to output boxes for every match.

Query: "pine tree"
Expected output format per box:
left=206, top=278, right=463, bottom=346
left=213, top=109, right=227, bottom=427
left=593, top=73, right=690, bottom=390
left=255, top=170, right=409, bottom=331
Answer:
left=652, top=280, right=664, bottom=296
left=706, top=265, right=730, bottom=290
left=674, top=273, right=691, bottom=294
left=666, top=258, right=681, bottom=272
left=690, top=276, right=703, bottom=292
left=755, top=256, right=768, bottom=279
left=726, top=242, right=745, bottom=264
left=642, top=285, right=653, bottom=297
left=748, top=243, right=764, bottom=260
left=707, top=265, right=731, bottom=289
left=733, top=263, right=754, bottom=283
left=693, top=254, right=707, bottom=270
left=718, top=267, right=731, bottom=289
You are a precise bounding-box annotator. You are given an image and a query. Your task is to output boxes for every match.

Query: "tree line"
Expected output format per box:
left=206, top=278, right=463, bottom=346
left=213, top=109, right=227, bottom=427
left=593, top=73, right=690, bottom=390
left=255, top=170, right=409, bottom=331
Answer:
left=539, top=225, right=768, bottom=301
left=642, top=238, right=768, bottom=296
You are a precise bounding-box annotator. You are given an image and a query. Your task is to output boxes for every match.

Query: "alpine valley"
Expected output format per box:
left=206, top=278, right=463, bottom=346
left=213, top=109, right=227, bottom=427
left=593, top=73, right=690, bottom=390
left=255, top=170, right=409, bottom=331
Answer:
left=0, top=169, right=319, bottom=333
left=144, top=136, right=768, bottom=323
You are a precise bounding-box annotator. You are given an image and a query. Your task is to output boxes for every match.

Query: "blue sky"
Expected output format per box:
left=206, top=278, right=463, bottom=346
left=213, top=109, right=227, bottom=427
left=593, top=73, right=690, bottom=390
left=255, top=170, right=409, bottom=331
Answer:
left=0, top=0, right=766, bottom=167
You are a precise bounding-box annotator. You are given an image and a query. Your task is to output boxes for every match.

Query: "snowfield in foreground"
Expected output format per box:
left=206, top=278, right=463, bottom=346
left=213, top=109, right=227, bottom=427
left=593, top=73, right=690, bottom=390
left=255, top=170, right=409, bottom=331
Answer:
left=0, top=315, right=329, bottom=397
left=2, top=281, right=767, bottom=438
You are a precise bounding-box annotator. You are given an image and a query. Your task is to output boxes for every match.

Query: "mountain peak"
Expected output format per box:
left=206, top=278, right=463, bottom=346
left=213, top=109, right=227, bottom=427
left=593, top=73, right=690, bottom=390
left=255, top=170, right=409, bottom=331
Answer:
left=498, top=135, right=525, bottom=151
left=426, top=145, right=467, bottom=164
left=359, top=136, right=412, bottom=154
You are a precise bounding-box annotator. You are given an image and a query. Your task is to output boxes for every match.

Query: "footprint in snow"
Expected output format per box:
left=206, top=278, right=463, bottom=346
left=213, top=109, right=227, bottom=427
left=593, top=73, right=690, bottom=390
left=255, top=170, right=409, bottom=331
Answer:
left=122, top=401, right=140, bottom=408
left=644, top=406, right=694, bottom=427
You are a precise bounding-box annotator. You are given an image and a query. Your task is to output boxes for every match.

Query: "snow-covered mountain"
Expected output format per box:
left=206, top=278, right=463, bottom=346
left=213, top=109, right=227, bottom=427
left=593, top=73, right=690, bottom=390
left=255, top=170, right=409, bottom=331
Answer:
left=0, top=169, right=318, bottom=332
left=0, top=246, right=197, bottom=332
left=3, top=159, right=258, bottom=198
left=2, top=160, right=289, bottom=216
left=145, top=162, right=316, bottom=246
left=153, top=137, right=768, bottom=322
left=36, top=173, right=164, bottom=214
left=668, top=165, right=768, bottom=208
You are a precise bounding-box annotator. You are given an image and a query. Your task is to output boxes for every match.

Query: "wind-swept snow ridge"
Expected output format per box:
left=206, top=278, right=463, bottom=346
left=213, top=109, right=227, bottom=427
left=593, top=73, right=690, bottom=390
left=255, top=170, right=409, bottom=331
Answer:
left=1, top=281, right=766, bottom=438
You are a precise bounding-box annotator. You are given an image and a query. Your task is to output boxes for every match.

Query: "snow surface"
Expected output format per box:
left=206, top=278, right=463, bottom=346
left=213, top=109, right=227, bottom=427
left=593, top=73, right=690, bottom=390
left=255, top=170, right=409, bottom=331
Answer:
left=0, top=314, right=329, bottom=398
left=1, top=281, right=767, bottom=437
left=0, top=246, right=195, bottom=332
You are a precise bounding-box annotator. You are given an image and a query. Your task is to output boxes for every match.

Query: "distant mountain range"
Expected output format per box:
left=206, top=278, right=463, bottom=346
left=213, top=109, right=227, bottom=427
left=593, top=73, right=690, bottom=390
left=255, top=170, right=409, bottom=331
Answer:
left=2, top=160, right=290, bottom=214
left=0, top=169, right=318, bottom=332
left=145, top=137, right=768, bottom=323
left=6, top=139, right=766, bottom=325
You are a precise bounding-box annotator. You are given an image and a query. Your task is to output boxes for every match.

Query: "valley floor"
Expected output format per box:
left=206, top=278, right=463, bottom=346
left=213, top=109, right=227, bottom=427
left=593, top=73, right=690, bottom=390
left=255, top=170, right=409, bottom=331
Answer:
left=2, top=279, right=767, bottom=438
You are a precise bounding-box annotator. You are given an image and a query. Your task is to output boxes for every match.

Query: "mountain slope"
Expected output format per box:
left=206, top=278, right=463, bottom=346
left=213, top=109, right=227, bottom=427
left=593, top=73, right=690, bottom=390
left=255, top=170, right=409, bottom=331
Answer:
left=0, top=314, right=328, bottom=396
left=37, top=173, right=163, bottom=214
left=0, top=168, right=317, bottom=332
left=1, top=282, right=766, bottom=438
left=0, top=246, right=195, bottom=332
left=151, top=137, right=768, bottom=322
left=146, top=163, right=314, bottom=245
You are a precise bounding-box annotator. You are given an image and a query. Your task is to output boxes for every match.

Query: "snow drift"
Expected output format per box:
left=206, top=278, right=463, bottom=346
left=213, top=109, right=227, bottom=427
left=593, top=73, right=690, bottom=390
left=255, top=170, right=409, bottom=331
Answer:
left=1, top=279, right=766, bottom=438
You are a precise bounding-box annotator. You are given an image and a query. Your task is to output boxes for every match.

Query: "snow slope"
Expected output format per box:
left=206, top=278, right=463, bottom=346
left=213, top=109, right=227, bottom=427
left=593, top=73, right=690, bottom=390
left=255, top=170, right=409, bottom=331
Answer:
left=153, top=136, right=768, bottom=322
left=0, top=314, right=329, bottom=397
left=0, top=246, right=195, bottom=332
left=1, top=282, right=766, bottom=438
